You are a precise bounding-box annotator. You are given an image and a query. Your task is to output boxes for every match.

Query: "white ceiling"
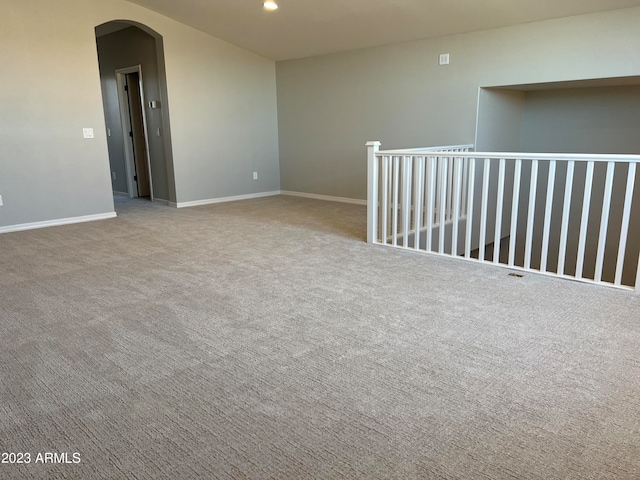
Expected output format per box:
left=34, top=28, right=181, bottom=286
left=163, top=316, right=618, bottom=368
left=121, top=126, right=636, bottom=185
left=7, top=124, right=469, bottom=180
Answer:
left=125, top=0, right=640, bottom=61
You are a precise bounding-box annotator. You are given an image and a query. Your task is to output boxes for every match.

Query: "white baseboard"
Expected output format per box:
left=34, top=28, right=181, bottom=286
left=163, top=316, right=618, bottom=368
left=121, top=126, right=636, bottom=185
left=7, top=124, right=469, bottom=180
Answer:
left=175, top=191, right=281, bottom=208
left=0, top=212, right=117, bottom=234
left=113, top=191, right=128, bottom=197
left=152, top=198, right=171, bottom=206
left=280, top=190, right=366, bottom=205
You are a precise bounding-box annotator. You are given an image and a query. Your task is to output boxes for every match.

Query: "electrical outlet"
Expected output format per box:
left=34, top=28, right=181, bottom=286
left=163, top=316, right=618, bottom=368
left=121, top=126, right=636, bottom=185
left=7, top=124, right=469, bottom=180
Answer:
left=253, top=172, right=258, bottom=180
left=0, top=195, right=3, bottom=207
left=439, top=53, right=450, bottom=65
left=83, top=128, right=94, bottom=138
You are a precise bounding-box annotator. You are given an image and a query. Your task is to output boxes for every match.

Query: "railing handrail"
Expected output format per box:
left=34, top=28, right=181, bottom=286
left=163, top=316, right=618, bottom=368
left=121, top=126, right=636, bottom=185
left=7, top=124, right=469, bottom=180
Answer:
left=376, top=150, right=640, bottom=163
left=384, top=144, right=474, bottom=153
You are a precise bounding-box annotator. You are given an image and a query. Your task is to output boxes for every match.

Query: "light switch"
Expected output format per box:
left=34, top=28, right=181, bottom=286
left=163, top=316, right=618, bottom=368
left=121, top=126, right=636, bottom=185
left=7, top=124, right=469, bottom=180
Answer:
left=83, top=128, right=94, bottom=139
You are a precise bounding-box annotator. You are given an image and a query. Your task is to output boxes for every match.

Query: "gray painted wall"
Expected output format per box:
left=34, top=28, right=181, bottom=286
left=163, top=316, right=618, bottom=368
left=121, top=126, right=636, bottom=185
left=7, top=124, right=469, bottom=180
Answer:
left=163, top=26, right=280, bottom=204
left=276, top=7, right=640, bottom=200
left=0, top=0, right=280, bottom=230
left=520, top=86, right=640, bottom=154
left=475, top=89, right=525, bottom=152
left=517, top=86, right=640, bottom=285
left=97, top=26, right=169, bottom=200
left=0, top=1, right=115, bottom=227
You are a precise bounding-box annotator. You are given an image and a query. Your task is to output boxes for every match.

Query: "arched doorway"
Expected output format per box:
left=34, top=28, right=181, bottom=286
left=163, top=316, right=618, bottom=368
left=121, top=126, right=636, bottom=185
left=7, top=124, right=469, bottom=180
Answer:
left=95, top=20, right=176, bottom=205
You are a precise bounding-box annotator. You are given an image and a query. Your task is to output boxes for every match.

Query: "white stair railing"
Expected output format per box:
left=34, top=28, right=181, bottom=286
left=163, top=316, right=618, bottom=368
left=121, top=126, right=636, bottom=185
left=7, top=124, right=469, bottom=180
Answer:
left=367, top=142, right=640, bottom=292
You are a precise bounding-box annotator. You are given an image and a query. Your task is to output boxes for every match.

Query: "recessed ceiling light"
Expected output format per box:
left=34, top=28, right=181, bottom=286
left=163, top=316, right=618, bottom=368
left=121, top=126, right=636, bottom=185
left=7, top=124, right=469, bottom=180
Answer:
left=263, top=1, right=278, bottom=10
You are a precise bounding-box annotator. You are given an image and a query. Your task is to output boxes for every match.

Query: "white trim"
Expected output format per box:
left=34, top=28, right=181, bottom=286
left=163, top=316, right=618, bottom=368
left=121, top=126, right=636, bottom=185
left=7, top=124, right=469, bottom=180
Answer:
left=151, top=198, right=171, bottom=206
left=175, top=191, right=281, bottom=208
left=174, top=191, right=367, bottom=209
left=0, top=212, right=117, bottom=234
left=281, top=190, right=367, bottom=205
left=113, top=191, right=128, bottom=197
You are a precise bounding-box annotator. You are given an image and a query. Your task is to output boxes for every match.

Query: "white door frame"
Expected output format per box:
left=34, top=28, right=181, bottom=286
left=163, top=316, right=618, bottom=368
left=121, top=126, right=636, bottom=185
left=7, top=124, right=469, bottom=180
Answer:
left=115, top=65, right=154, bottom=201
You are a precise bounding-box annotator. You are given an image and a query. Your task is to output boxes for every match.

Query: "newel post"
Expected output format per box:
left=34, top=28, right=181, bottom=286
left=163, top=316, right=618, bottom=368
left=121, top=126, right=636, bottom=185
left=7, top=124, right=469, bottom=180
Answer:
left=366, top=141, right=381, bottom=244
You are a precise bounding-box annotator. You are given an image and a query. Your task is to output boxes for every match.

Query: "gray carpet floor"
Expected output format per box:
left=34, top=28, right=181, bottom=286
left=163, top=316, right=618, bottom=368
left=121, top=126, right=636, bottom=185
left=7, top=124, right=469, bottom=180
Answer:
left=1, top=195, right=639, bottom=479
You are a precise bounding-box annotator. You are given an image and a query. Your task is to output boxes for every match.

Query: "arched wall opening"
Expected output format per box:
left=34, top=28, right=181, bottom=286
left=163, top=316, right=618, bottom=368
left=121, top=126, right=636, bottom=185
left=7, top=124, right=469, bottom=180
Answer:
left=95, top=20, right=176, bottom=204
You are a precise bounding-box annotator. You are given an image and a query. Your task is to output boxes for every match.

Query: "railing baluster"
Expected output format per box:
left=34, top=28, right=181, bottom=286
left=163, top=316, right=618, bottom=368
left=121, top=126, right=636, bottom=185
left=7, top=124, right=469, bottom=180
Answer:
left=435, top=156, right=442, bottom=226
left=388, top=157, right=393, bottom=242
left=451, top=157, right=462, bottom=256
left=380, top=156, right=389, bottom=244
left=557, top=161, right=575, bottom=276
left=367, top=156, right=382, bottom=243
left=392, top=156, right=399, bottom=247
left=390, top=159, right=395, bottom=241
left=413, top=157, right=425, bottom=250
left=594, top=162, right=615, bottom=282
left=493, top=159, right=506, bottom=264
left=615, top=163, right=636, bottom=286
left=508, top=160, right=522, bottom=267
left=401, top=156, right=412, bottom=248
left=524, top=160, right=539, bottom=270
left=461, top=158, right=468, bottom=217
left=478, top=158, right=491, bottom=262
left=540, top=160, right=556, bottom=272
left=438, top=157, right=448, bottom=254
left=447, top=158, right=454, bottom=221
left=465, top=158, right=476, bottom=259
left=576, top=161, right=595, bottom=279
left=426, top=157, right=436, bottom=252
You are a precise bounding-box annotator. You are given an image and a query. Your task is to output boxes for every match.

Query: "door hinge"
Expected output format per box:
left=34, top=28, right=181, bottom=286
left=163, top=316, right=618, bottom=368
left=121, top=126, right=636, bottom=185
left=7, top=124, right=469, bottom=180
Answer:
left=134, top=175, right=138, bottom=181
left=124, top=85, right=128, bottom=91
left=129, top=131, right=133, bottom=137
